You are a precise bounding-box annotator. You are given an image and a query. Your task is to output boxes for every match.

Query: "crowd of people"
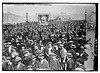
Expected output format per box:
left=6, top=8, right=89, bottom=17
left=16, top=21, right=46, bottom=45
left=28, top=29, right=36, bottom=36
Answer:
left=2, top=20, right=93, bottom=71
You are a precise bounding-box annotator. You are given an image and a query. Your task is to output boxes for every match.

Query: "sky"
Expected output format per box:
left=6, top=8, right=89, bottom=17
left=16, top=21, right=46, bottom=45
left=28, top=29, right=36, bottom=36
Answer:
left=3, top=4, right=96, bottom=20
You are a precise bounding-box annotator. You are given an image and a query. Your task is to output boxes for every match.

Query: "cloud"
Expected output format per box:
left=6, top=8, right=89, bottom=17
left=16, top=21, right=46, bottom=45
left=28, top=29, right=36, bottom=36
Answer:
left=3, top=4, right=96, bottom=22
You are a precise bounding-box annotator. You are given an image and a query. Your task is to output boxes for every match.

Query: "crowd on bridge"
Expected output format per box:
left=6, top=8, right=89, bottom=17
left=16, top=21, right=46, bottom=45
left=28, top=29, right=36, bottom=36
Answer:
left=2, top=20, right=93, bottom=71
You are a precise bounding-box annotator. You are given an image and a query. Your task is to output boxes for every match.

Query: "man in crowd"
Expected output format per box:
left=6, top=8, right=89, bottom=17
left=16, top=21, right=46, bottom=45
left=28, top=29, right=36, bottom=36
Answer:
left=49, top=53, right=60, bottom=70
left=2, top=20, right=90, bottom=71
left=12, top=56, right=26, bottom=70
left=66, top=52, right=75, bottom=71
left=59, top=44, right=67, bottom=70
left=75, top=58, right=86, bottom=71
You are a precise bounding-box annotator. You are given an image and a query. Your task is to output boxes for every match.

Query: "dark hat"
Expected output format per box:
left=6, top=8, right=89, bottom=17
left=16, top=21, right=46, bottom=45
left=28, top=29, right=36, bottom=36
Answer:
left=76, top=58, right=83, bottom=63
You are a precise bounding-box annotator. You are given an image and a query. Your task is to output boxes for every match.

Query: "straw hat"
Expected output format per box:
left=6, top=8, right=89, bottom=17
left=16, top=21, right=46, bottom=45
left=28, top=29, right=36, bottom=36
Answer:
left=76, top=58, right=83, bottom=63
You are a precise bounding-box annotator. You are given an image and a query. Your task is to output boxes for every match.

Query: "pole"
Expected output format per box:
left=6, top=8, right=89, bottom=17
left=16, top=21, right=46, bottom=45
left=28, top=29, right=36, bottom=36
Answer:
left=26, top=12, right=28, bottom=23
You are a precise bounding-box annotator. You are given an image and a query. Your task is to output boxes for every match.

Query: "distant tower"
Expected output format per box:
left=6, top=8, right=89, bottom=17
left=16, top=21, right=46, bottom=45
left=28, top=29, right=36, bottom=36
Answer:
left=85, top=11, right=87, bottom=21
left=85, top=11, right=87, bottom=40
left=26, top=12, right=28, bottom=23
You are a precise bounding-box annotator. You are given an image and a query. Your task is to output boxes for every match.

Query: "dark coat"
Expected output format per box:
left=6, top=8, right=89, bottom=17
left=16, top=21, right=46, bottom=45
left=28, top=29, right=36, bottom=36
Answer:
left=49, top=58, right=60, bottom=70
left=67, top=58, right=75, bottom=71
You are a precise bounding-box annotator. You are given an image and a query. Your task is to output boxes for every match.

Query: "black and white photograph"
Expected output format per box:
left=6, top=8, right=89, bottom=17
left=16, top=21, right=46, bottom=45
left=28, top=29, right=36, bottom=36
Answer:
left=2, top=3, right=98, bottom=71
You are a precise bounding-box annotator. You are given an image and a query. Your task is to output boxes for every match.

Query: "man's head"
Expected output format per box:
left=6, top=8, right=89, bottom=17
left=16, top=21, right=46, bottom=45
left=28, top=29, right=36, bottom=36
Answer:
left=67, top=52, right=73, bottom=58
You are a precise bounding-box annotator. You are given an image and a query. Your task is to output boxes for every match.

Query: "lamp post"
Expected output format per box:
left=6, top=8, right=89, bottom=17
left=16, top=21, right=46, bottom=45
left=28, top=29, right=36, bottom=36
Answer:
left=85, top=11, right=87, bottom=41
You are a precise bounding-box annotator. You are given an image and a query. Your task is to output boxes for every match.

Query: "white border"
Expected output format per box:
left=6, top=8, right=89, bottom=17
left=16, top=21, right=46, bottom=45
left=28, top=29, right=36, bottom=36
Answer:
left=0, top=0, right=99, bottom=73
